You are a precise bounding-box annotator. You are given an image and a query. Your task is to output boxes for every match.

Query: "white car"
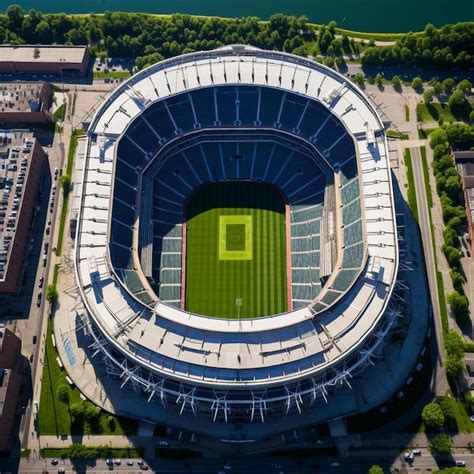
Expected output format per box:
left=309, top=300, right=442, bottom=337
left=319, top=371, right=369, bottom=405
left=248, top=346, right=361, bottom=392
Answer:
left=330, top=462, right=340, bottom=467
left=455, top=460, right=466, bottom=467
left=470, top=415, right=474, bottom=422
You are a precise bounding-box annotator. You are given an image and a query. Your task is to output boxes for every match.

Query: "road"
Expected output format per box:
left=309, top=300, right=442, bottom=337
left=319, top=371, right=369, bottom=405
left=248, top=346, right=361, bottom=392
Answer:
left=13, top=449, right=474, bottom=474
left=410, top=146, right=448, bottom=394
left=19, top=104, right=74, bottom=453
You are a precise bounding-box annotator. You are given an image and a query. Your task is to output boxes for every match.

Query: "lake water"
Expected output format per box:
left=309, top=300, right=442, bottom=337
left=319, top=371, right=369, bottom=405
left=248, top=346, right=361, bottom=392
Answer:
left=0, top=0, right=472, bottom=32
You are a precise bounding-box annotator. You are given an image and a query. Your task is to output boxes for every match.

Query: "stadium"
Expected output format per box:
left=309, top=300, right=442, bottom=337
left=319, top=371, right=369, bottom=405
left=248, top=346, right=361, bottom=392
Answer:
left=74, top=45, right=398, bottom=430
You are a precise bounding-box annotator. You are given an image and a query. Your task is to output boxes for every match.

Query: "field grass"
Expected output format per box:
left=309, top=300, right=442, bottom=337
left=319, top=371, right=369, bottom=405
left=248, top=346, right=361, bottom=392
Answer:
left=38, top=318, right=138, bottom=436
left=185, top=181, right=287, bottom=318
left=404, top=148, right=419, bottom=222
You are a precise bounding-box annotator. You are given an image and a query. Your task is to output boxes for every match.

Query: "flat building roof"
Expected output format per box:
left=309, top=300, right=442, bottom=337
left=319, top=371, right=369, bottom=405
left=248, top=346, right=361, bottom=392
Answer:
left=0, top=45, right=87, bottom=65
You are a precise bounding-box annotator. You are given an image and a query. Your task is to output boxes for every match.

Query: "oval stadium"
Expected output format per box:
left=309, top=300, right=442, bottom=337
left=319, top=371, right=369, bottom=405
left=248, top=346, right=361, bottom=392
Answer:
left=75, top=45, right=399, bottom=432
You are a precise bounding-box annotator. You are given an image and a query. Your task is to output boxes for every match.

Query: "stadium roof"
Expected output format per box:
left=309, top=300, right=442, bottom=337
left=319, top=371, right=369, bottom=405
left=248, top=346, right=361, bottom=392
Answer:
left=75, top=45, right=398, bottom=389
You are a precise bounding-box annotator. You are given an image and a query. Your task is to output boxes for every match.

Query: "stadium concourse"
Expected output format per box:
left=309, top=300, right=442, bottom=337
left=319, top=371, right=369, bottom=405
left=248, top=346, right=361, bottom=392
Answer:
left=73, top=45, right=401, bottom=437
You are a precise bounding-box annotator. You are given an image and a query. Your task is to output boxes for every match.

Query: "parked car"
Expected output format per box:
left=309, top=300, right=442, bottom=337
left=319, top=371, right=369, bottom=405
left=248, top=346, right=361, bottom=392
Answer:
left=38, top=277, right=44, bottom=288
left=412, top=449, right=421, bottom=455
left=36, top=292, right=42, bottom=307
left=455, top=460, right=466, bottom=467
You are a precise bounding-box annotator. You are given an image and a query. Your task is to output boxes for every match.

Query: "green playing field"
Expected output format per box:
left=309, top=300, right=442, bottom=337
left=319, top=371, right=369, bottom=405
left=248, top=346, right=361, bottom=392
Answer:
left=185, top=181, right=288, bottom=318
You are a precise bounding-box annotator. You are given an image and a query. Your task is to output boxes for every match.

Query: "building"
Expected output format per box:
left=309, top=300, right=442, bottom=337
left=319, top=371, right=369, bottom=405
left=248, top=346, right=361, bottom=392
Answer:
left=0, top=82, right=53, bottom=124
left=0, top=45, right=89, bottom=76
left=72, top=45, right=400, bottom=440
left=0, top=131, right=46, bottom=293
left=453, top=148, right=474, bottom=254
left=0, top=326, right=23, bottom=455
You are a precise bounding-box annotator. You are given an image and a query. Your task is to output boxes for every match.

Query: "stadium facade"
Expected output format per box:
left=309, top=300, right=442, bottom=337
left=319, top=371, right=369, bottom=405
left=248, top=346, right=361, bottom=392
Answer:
left=75, top=45, right=398, bottom=429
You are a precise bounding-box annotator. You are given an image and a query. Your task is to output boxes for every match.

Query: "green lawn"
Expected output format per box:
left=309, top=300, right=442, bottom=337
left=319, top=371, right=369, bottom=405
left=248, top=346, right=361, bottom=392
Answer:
left=53, top=102, right=66, bottom=121
left=404, top=148, right=419, bottom=222
left=185, top=181, right=287, bottom=318
left=93, top=70, right=131, bottom=80
left=417, top=103, right=458, bottom=123
left=418, top=102, right=474, bottom=123
left=38, top=318, right=137, bottom=436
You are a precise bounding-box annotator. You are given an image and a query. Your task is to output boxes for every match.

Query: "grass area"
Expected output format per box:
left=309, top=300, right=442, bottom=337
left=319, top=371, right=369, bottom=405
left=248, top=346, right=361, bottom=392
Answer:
left=93, top=70, right=131, bottom=80
left=386, top=129, right=409, bottom=140
left=71, top=92, right=77, bottom=118
left=416, top=103, right=457, bottom=123
left=405, top=104, right=410, bottom=122
left=20, top=449, right=31, bottom=458
left=56, top=129, right=84, bottom=256
left=404, top=148, right=419, bottom=222
left=328, top=25, right=413, bottom=42
left=53, top=102, right=66, bottom=121
left=420, top=146, right=433, bottom=208
left=41, top=446, right=143, bottom=459
left=54, top=123, right=62, bottom=134
left=185, top=181, right=287, bottom=318
left=38, top=318, right=138, bottom=436
left=418, top=128, right=437, bottom=139
left=418, top=102, right=474, bottom=123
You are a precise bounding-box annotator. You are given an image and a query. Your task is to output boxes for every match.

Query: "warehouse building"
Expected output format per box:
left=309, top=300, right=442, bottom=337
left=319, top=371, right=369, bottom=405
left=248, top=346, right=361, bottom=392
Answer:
left=0, top=326, right=23, bottom=455
left=0, top=45, right=89, bottom=76
left=0, top=130, right=46, bottom=293
left=0, top=82, right=53, bottom=124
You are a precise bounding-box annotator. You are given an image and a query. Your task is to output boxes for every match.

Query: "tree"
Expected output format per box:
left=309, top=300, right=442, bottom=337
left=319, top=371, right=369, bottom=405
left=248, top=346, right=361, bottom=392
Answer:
left=46, top=284, right=58, bottom=304
left=429, top=128, right=448, bottom=149
left=56, top=385, right=69, bottom=405
left=59, top=174, right=71, bottom=196
left=421, top=403, right=445, bottom=431
left=450, top=269, right=466, bottom=293
left=445, top=355, right=465, bottom=379
left=323, top=56, right=335, bottom=68
left=445, top=330, right=466, bottom=358
left=442, top=245, right=462, bottom=268
left=456, top=79, right=472, bottom=94
left=423, top=89, right=434, bottom=104
left=429, top=434, right=453, bottom=454
left=411, top=76, right=423, bottom=91
left=354, top=73, right=365, bottom=88
left=6, top=4, right=24, bottom=31
left=70, top=402, right=84, bottom=419
left=443, top=227, right=459, bottom=248
left=374, top=73, right=383, bottom=88
left=369, top=465, right=384, bottom=474
left=447, top=291, right=470, bottom=324
left=442, top=77, right=455, bottom=94
left=433, top=80, right=444, bottom=96
left=391, top=75, right=402, bottom=91
left=437, top=397, right=457, bottom=429
left=448, top=90, right=471, bottom=120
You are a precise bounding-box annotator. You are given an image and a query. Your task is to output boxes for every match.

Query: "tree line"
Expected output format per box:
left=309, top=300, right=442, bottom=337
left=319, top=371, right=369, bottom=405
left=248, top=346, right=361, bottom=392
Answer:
left=362, top=22, right=473, bottom=67
left=1, top=5, right=472, bottom=71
